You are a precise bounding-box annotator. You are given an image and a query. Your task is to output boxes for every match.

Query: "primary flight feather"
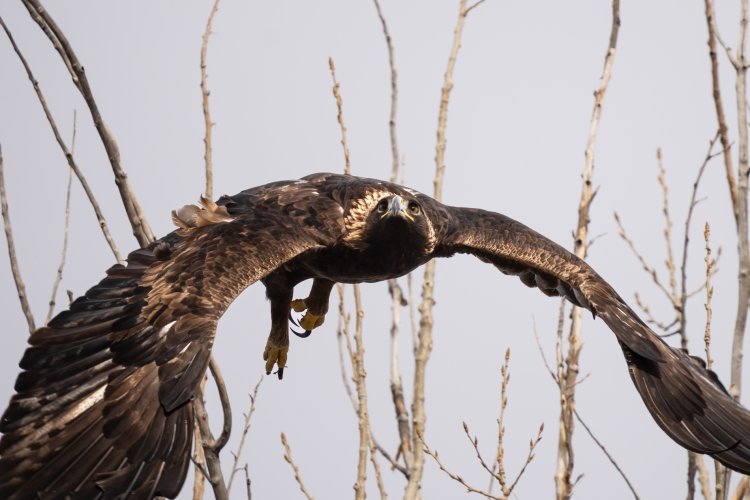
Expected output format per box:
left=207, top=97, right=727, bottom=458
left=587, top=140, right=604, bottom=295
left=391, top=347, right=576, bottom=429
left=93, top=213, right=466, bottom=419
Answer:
left=1, top=172, right=749, bottom=498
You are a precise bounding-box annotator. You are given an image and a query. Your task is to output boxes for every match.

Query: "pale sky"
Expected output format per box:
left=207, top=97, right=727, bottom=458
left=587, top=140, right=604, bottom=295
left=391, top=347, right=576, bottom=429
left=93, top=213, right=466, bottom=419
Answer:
left=1, top=1, right=748, bottom=499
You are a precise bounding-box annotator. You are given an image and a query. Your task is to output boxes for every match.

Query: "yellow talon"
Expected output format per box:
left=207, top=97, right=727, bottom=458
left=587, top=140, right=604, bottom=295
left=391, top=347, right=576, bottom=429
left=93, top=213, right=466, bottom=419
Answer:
left=291, top=299, right=307, bottom=312
left=299, top=313, right=324, bottom=330
left=263, top=341, right=288, bottom=375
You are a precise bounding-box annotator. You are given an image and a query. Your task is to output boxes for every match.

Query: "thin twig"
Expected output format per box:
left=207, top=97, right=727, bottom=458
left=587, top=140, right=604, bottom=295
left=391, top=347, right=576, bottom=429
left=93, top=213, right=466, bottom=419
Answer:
left=406, top=1, right=487, bottom=496
left=281, top=432, right=315, bottom=500
left=704, top=0, right=739, bottom=223
left=420, top=434, right=502, bottom=500
left=614, top=212, right=674, bottom=306
left=335, top=289, right=408, bottom=477
left=201, top=0, right=220, bottom=198
left=704, top=223, right=715, bottom=371
left=328, top=58, right=351, bottom=175
left=0, top=14, right=123, bottom=263
left=728, top=0, right=750, bottom=406
left=573, top=409, right=639, bottom=499
left=193, top=395, right=229, bottom=500
left=368, top=434, right=387, bottom=500
left=46, top=110, right=76, bottom=324
left=557, top=5, right=619, bottom=495
left=336, top=284, right=357, bottom=409
left=352, top=285, right=369, bottom=500
left=244, top=464, right=252, bottom=500
left=206, top=355, right=232, bottom=452
left=373, top=0, right=413, bottom=473
left=494, top=350, right=511, bottom=493
left=0, top=145, right=36, bottom=334
left=20, top=0, right=154, bottom=246
left=228, top=378, right=263, bottom=493
left=193, top=356, right=231, bottom=500
left=678, top=133, right=721, bottom=349
left=506, top=424, right=544, bottom=495
left=694, top=454, right=713, bottom=500
left=656, top=148, right=678, bottom=301
left=718, top=1, right=750, bottom=495
left=388, top=278, right=412, bottom=470
left=372, top=0, right=400, bottom=183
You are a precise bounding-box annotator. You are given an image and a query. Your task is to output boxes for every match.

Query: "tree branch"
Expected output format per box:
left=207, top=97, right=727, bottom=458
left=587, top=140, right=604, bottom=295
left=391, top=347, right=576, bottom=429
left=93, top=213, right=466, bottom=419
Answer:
left=20, top=0, right=154, bottom=247
left=45, top=111, right=76, bottom=324
left=406, top=1, right=487, bottom=495
left=201, top=0, right=220, bottom=199
left=0, top=14, right=123, bottom=263
left=227, top=377, right=263, bottom=494
left=0, top=145, right=36, bottom=334
left=556, top=1, right=619, bottom=497
left=281, top=432, right=315, bottom=500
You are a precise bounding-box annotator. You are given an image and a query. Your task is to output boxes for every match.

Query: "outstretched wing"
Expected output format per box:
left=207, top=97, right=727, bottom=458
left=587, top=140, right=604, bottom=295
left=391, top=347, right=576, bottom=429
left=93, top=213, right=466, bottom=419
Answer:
left=0, top=181, right=345, bottom=499
left=433, top=205, right=750, bottom=474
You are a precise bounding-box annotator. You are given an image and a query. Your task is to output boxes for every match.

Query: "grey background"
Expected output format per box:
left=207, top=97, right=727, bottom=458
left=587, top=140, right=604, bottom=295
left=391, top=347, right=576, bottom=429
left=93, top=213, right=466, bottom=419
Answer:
left=0, top=1, right=747, bottom=498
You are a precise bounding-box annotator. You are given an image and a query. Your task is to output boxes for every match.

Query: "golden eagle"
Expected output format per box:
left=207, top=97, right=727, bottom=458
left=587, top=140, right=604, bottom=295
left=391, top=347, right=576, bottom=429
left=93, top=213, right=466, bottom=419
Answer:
left=1, top=172, right=749, bottom=498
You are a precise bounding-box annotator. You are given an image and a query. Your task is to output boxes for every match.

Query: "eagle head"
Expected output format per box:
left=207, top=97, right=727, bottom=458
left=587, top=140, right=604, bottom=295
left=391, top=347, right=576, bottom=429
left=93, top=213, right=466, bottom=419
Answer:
left=344, top=193, right=436, bottom=256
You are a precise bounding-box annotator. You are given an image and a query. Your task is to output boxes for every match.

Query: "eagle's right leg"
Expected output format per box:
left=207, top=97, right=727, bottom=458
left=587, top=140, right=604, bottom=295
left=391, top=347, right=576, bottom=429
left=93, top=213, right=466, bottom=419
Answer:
left=290, top=278, right=335, bottom=337
left=262, top=274, right=294, bottom=379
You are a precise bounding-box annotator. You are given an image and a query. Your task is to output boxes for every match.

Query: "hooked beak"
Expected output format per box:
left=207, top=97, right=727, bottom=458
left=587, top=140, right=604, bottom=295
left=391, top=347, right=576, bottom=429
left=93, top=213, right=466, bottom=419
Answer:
left=382, top=195, right=414, bottom=221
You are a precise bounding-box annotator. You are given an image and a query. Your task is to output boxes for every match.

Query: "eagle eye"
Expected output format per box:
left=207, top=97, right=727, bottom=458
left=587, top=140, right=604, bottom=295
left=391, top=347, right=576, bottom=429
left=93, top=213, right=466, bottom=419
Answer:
left=408, top=200, right=421, bottom=216
left=376, top=198, right=389, bottom=213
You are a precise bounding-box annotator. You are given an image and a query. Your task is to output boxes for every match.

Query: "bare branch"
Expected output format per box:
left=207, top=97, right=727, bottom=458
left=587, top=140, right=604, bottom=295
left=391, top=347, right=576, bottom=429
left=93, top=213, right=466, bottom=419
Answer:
left=573, top=409, right=639, bottom=499
left=336, top=284, right=357, bottom=409
left=494, top=350, right=511, bottom=492
left=352, top=284, right=369, bottom=500
left=614, top=212, right=674, bottom=304
left=228, top=378, right=263, bottom=494
left=372, top=2, right=413, bottom=472
left=420, top=434, right=502, bottom=500
left=0, top=145, right=36, bottom=334
left=244, top=464, right=252, bottom=500
left=556, top=2, right=619, bottom=496
left=704, top=0, right=739, bottom=222
left=45, top=111, right=76, bottom=324
left=678, top=132, right=721, bottom=349
left=281, top=432, right=315, bottom=500
left=729, top=0, right=750, bottom=403
left=206, top=355, right=232, bottom=452
left=506, top=424, right=544, bottom=495
left=20, top=0, right=154, bottom=246
left=388, top=278, right=413, bottom=470
left=704, top=223, right=715, bottom=371
left=193, top=394, right=229, bottom=500
left=372, top=0, right=400, bottom=182
left=201, top=0, right=220, bottom=198
left=694, top=454, right=713, bottom=500
left=406, top=1, right=487, bottom=495
left=328, top=58, right=351, bottom=175
left=656, top=149, right=678, bottom=300
left=0, top=14, right=123, bottom=263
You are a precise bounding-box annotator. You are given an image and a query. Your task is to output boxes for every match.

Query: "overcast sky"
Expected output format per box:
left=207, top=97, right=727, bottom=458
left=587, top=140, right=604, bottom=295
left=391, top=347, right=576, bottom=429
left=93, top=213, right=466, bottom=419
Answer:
left=1, top=1, right=749, bottom=498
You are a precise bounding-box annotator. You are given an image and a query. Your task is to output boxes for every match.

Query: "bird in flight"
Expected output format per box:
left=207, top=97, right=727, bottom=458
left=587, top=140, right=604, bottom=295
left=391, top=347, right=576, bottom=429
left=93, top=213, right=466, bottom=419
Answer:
left=1, top=172, right=749, bottom=498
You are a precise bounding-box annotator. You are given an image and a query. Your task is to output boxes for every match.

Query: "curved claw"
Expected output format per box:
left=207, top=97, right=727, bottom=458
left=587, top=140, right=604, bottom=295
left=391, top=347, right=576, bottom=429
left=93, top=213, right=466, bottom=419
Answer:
left=291, top=327, right=312, bottom=338
left=289, top=311, right=312, bottom=338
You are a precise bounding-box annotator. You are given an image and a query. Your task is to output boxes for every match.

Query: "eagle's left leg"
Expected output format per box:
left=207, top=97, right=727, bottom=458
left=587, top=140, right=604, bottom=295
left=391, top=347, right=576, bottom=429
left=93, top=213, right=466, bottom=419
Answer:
left=262, top=274, right=294, bottom=379
left=290, top=278, right=335, bottom=337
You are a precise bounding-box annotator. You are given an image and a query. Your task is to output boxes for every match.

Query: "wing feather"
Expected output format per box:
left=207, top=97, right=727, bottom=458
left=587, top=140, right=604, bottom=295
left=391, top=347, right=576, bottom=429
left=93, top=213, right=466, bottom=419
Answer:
left=435, top=205, right=750, bottom=474
left=0, top=180, right=345, bottom=498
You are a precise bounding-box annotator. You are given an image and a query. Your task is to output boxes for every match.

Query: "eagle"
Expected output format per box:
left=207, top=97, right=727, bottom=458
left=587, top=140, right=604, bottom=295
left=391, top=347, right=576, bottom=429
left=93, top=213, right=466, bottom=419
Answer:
left=1, top=172, right=749, bottom=498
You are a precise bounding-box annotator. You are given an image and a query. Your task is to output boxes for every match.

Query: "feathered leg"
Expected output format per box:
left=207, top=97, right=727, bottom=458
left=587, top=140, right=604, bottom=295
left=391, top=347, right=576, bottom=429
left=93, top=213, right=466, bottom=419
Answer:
left=290, top=278, right=335, bottom=337
left=262, top=275, right=294, bottom=379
